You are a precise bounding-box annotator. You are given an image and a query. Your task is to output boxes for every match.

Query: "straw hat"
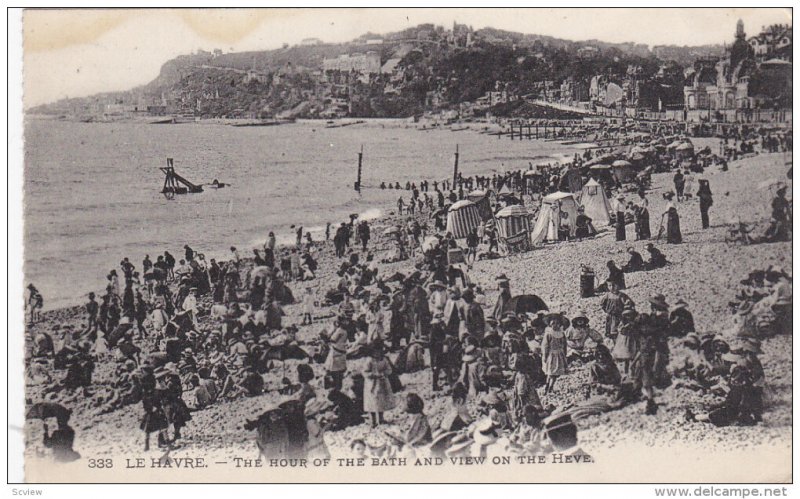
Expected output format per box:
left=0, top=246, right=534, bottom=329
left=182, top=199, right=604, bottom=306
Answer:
left=721, top=352, right=746, bottom=364
left=473, top=419, right=500, bottom=446
left=648, top=294, right=669, bottom=310
left=543, top=412, right=577, bottom=435
left=571, top=311, right=589, bottom=327
left=428, top=279, right=447, bottom=290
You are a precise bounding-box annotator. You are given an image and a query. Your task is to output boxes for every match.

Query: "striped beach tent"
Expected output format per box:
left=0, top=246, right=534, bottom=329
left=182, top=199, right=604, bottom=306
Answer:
left=495, top=205, right=531, bottom=239
left=495, top=205, right=532, bottom=253
left=446, top=199, right=481, bottom=239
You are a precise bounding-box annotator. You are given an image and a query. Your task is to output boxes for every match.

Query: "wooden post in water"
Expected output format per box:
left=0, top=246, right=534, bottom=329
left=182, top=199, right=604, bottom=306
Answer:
left=453, top=145, right=460, bottom=188
left=355, top=145, right=363, bottom=193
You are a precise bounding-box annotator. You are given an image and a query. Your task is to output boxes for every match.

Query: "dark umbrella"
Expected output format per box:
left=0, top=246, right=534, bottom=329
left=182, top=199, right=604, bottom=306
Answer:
left=26, top=402, right=71, bottom=421
left=504, top=294, right=548, bottom=315
left=264, top=343, right=310, bottom=362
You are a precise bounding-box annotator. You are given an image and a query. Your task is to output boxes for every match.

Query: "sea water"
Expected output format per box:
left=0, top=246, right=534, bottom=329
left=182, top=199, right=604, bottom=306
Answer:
left=24, top=117, right=578, bottom=309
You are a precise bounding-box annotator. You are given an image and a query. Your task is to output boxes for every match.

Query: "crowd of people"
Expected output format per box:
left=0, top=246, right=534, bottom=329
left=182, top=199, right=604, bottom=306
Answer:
left=24, top=120, right=792, bottom=464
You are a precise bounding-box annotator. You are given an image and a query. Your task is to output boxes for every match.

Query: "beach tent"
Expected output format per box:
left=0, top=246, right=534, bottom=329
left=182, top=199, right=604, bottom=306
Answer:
left=611, top=160, right=636, bottom=183
left=496, top=183, right=515, bottom=198
left=495, top=205, right=532, bottom=252
left=466, top=189, right=494, bottom=221
left=578, top=178, right=611, bottom=226
left=530, top=192, right=578, bottom=245
left=466, top=189, right=490, bottom=202
left=676, top=142, right=695, bottom=160
left=559, top=168, right=584, bottom=194
left=446, top=199, right=481, bottom=239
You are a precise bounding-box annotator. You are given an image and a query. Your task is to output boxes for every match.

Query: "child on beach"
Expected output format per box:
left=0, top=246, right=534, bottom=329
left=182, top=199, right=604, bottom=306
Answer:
left=302, top=287, right=315, bottom=325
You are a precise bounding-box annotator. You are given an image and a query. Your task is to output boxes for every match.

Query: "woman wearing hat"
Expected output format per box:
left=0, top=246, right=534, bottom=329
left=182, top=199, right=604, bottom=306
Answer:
left=362, top=343, right=395, bottom=427
left=443, top=287, right=466, bottom=339
left=492, top=275, right=511, bottom=322
left=510, top=354, right=543, bottom=426
left=648, top=294, right=672, bottom=389
left=589, top=344, right=621, bottom=391
left=662, top=193, right=682, bottom=244
left=689, top=360, right=762, bottom=427
left=427, top=279, right=448, bottom=317
left=600, top=279, right=633, bottom=338
left=612, top=306, right=640, bottom=374
left=565, top=312, right=603, bottom=363
left=366, top=298, right=386, bottom=346
left=635, top=189, right=651, bottom=240
left=613, top=194, right=627, bottom=241
left=324, top=317, right=348, bottom=389
left=157, top=363, right=192, bottom=445
left=668, top=299, right=695, bottom=337
left=729, top=301, right=758, bottom=339
left=541, top=314, right=568, bottom=395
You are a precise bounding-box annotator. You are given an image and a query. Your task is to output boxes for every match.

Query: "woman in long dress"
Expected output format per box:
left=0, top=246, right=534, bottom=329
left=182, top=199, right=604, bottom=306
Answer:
left=366, top=299, right=386, bottom=345
left=663, top=194, right=682, bottom=244
left=324, top=319, right=348, bottom=389
left=363, top=344, right=395, bottom=427
left=636, top=190, right=651, bottom=239
left=509, top=354, right=543, bottom=425
left=612, top=308, right=640, bottom=374
left=613, top=195, right=626, bottom=241
left=541, top=315, right=568, bottom=395
left=600, top=279, right=633, bottom=337
left=546, top=202, right=560, bottom=241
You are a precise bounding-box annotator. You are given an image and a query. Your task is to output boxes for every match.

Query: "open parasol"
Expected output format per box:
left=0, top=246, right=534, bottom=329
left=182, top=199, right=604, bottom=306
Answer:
left=26, top=402, right=71, bottom=421
left=504, top=294, right=549, bottom=315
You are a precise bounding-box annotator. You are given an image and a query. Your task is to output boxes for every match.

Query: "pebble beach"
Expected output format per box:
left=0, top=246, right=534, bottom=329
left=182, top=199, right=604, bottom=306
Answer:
left=21, top=147, right=792, bottom=482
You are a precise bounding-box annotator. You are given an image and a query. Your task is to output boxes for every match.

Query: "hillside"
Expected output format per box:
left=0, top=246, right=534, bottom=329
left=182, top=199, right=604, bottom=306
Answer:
left=29, top=23, right=724, bottom=119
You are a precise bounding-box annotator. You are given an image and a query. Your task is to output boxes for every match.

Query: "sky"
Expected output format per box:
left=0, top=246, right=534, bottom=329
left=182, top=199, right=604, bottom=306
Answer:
left=22, top=7, right=792, bottom=108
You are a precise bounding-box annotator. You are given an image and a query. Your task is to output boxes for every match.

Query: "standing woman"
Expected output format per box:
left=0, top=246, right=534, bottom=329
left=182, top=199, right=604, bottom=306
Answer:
left=612, top=307, right=640, bottom=375
left=509, top=353, right=543, bottom=426
left=697, top=179, right=713, bottom=229
left=541, top=314, right=568, bottom=395
left=613, top=194, right=627, bottom=241
left=636, top=189, right=651, bottom=239
left=366, top=297, right=386, bottom=346
left=324, top=316, right=348, bottom=390
left=363, top=343, right=395, bottom=427
left=492, top=275, right=511, bottom=322
left=663, top=192, right=682, bottom=244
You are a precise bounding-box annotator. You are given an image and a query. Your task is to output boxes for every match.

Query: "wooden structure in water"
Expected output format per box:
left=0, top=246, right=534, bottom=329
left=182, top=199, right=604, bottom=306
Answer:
left=160, top=158, right=203, bottom=199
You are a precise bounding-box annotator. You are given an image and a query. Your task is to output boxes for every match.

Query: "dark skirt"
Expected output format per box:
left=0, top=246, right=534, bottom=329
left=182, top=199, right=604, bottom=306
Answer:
left=615, top=212, right=626, bottom=241
left=140, top=406, right=168, bottom=433
left=666, top=210, right=682, bottom=244
left=637, top=209, right=651, bottom=239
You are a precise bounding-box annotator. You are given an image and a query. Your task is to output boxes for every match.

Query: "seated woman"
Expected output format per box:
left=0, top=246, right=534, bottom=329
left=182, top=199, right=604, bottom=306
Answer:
left=325, top=389, right=363, bottom=431
left=688, top=360, right=762, bottom=427
left=589, top=344, right=621, bottom=393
